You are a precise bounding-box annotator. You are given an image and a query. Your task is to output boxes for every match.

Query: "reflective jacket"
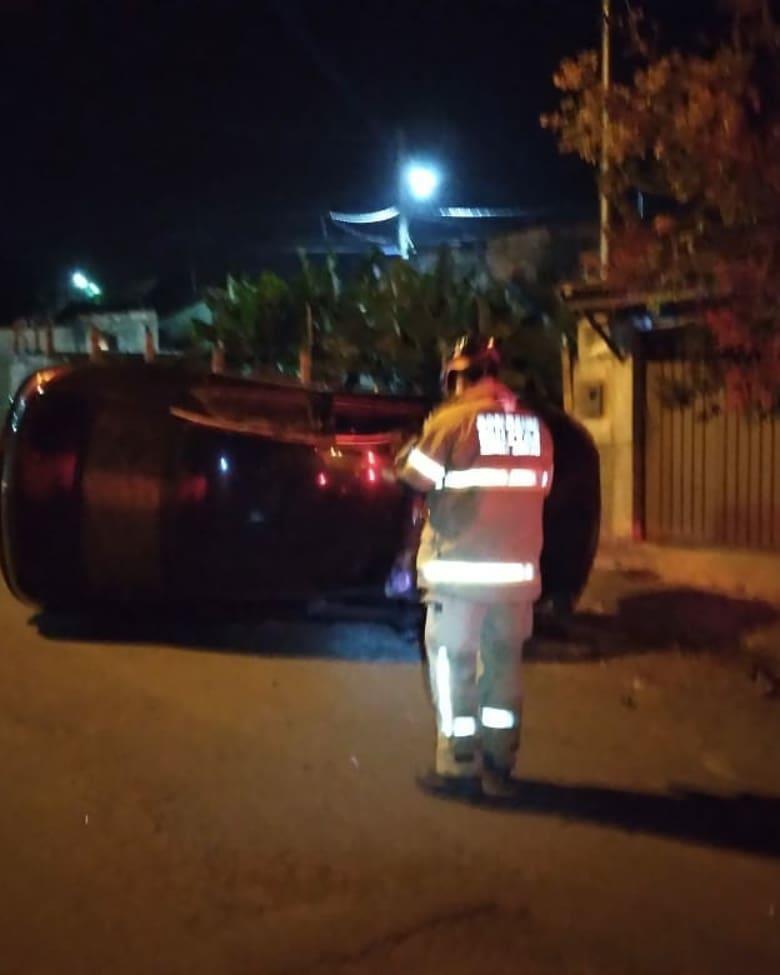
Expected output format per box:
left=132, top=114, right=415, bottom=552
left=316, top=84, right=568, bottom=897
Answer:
left=397, top=378, right=553, bottom=603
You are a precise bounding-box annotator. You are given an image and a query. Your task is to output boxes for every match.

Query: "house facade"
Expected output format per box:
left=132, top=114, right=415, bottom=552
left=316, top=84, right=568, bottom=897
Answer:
left=564, top=289, right=780, bottom=554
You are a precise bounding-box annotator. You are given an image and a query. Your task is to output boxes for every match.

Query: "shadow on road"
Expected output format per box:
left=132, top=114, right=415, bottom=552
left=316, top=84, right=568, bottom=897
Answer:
left=617, top=588, right=777, bottom=649
left=462, top=780, right=780, bottom=859
left=30, top=574, right=780, bottom=668
left=532, top=586, right=778, bottom=661
left=30, top=604, right=423, bottom=664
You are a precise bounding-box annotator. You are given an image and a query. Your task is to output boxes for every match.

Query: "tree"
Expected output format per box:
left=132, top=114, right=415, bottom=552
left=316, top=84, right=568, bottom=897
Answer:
left=344, top=246, right=476, bottom=396
left=542, top=0, right=780, bottom=411
left=200, top=271, right=296, bottom=375
left=488, top=229, right=580, bottom=403
left=197, top=245, right=569, bottom=401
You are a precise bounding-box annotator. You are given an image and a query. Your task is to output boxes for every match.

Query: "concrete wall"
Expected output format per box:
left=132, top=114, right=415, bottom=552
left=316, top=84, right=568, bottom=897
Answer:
left=564, top=317, right=636, bottom=541
left=0, top=310, right=160, bottom=428
left=1, top=310, right=158, bottom=357
left=0, top=326, right=71, bottom=357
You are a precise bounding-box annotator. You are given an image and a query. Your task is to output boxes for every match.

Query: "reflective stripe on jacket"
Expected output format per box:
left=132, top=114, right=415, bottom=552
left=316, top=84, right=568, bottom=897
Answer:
left=396, top=378, right=554, bottom=603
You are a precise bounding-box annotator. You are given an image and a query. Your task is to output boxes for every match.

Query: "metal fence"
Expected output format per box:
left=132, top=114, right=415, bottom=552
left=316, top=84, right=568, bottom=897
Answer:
left=645, top=359, right=780, bottom=550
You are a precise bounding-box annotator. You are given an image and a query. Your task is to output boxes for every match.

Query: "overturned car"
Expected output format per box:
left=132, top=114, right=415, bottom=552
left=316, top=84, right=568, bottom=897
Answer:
left=1, top=360, right=599, bottom=614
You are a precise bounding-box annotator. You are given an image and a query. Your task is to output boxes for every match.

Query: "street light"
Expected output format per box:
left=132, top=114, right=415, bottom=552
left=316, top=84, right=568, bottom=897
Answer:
left=404, top=162, right=440, bottom=202
left=328, top=147, right=529, bottom=261
left=397, top=160, right=442, bottom=258
left=71, top=270, right=102, bottom=299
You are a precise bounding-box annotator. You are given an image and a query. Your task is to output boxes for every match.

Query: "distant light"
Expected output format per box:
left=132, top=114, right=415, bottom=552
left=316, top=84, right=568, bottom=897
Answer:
left=405, top=163, right=440, bottom=201
left=316, top=472, right=329, bottom=488
left=366, top=468, right=378, bottom=484
left=218, top=455, right=230, bottom=475
left=367, top=450, right=377, bottom=466
left=72, top=270, right=102, bottom=298
left=636, top=314, right=653, bottom=332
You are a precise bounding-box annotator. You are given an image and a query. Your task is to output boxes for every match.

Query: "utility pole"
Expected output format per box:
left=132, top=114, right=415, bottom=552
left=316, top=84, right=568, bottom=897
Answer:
left=398, top=206, right=411, bottom=260
left=600, top=0, right=611, bottom=279
left=397, top=129, right=412, bottom=260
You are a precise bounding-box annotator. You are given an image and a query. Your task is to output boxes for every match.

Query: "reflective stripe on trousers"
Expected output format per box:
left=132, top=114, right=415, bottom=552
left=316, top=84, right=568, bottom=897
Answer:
left=425, top=597, right=532, bottom=777
left=433, top=645, right=479, bottom=740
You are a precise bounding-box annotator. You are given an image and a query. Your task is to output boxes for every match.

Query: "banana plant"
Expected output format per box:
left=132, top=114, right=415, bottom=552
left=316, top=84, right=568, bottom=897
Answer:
left=199, top=271, right=295, bottom=374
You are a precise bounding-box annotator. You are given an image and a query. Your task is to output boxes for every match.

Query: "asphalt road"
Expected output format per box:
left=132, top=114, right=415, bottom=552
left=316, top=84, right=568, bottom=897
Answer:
left=0, top=584, right=779, bottom=974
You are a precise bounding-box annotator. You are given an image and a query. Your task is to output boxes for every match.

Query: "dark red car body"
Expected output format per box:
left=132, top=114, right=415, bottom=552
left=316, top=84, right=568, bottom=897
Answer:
left=1, top=361, right=600, bottom=613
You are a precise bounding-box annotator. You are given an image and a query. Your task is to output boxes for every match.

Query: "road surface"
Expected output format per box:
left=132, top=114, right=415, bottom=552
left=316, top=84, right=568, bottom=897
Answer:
left=0, top=582, right=778, bottom=974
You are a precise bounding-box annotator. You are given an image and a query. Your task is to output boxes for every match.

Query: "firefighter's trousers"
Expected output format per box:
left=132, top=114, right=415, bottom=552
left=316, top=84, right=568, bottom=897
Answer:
left=424, top=596, right=533, bottom=778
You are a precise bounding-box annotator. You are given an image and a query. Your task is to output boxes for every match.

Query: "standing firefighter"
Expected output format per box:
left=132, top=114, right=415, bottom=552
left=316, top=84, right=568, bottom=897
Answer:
left=396, top=335, right=553, bottom=799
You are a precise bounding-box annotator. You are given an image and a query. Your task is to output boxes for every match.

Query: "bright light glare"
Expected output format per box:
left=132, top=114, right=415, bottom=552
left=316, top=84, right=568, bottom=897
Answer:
left=72, top=270, right=102, bottom=298
left=405, top=163, right=440, bottom=201
left=218, top=455, right=230, bottom=475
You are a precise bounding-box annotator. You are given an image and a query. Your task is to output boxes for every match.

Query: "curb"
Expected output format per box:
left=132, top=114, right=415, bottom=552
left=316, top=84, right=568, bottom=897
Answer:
left=595, top=541, right=780, bottom=607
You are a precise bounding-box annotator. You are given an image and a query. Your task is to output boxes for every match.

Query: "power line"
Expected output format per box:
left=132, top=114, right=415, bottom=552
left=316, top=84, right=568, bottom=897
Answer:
left=266, top=0, right=386, bottom=142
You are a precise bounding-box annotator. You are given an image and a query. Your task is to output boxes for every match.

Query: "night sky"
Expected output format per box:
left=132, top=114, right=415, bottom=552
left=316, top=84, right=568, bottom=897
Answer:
left=0, top=0, right=721, bottom=317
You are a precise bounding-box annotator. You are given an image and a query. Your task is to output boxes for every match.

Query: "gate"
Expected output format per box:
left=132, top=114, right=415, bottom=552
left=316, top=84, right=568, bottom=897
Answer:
left=644, top=359, right=780, bottom=550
